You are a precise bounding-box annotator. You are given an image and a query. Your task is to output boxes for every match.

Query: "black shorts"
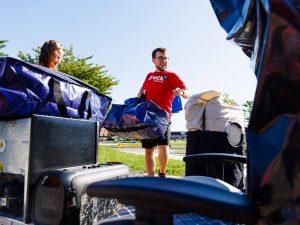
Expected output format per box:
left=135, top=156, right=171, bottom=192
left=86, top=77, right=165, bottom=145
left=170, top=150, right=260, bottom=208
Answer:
left=141, top=125, right=171, bottom=149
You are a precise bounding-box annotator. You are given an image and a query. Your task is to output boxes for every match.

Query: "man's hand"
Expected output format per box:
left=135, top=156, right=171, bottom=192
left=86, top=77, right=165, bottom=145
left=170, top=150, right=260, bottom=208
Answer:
left=137, top=87, right=145, bottom=98
left=172, top=87, right=184, bottom=96
left=172, top=87, right=190, bottom=99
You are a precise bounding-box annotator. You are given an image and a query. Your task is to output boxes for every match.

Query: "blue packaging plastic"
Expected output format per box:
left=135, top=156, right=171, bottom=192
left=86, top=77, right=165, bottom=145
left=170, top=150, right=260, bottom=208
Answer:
left=0, top=57, right=111, bottom=126
left=102, top=98, right=170, bottom=140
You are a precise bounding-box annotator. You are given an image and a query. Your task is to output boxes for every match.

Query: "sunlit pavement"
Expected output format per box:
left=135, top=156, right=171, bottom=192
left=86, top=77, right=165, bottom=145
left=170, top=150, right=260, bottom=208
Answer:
left=115, top=147, right=184, bottom=160
left=100, top=143, right=185, bottom=160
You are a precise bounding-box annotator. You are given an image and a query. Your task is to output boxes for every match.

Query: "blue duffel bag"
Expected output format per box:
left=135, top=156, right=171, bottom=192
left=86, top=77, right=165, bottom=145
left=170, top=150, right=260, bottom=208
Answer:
left=0, top=57, right=111, bottom=126
left=102, top=97, right=170, bottom=140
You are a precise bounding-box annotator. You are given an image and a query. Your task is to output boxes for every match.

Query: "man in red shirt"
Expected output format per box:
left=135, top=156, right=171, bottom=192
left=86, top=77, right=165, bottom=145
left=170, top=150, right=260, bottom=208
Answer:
left=137, top=47, right=190, bottom=177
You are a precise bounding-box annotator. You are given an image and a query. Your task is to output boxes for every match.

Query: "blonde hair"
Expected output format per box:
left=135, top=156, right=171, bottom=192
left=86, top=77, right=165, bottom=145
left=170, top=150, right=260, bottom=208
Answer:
left=39, top=40, right=64, bottom=68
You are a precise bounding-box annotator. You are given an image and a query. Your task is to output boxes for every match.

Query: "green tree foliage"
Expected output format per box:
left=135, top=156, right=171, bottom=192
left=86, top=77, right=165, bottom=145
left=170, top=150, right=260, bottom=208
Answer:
left=0, top=40, right=8, bottom=57
left=222, top=93, right=237, bottom=105
left=242, top=100, right=253, bottom=128
left=18, top=45, right=118, bottom=95
left=222, top=93, right=253, bottom=129
left=242, top=100, right=253, bottom=153
left=17, top=46, right=39, bottom=64
left=59, top=47, right=118, bottom=95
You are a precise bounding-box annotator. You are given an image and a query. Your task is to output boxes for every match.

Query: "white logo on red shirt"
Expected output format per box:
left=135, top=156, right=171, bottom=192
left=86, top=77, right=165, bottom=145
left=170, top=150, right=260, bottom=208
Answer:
left=148, top=75, right=168, bottom=83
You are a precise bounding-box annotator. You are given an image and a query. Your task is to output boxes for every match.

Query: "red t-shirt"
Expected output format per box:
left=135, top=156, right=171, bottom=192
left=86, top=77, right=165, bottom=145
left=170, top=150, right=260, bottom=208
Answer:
left=143, top=71, right=187, bottom=115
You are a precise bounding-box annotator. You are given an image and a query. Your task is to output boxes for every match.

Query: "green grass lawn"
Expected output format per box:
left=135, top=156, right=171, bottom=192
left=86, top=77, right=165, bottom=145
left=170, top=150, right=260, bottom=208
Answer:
left=169, top=140, right=186, bottom=149
left=98, top=145, right=185, bottom=177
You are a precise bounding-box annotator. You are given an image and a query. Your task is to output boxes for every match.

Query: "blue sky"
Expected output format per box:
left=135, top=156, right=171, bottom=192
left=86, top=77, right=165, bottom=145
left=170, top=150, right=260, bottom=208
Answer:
left=1, top=0, right=257, bottom=131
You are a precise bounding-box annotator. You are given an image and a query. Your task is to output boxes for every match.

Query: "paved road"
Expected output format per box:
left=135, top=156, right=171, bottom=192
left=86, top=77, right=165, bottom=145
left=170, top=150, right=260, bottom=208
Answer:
left=108, top=147, right=185, bottom=160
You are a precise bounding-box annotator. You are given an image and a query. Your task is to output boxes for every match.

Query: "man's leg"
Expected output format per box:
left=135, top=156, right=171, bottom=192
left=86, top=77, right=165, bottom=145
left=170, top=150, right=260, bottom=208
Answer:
left=157, top=125, right=171, bottom=176
left=145, top=147, right=156, bottom=176
left=157, top=145, right=169, bottom=174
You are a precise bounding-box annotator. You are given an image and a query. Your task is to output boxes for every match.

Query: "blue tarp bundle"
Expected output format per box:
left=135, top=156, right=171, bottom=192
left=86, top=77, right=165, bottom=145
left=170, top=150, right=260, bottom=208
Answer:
left=102, top=97, right=170, bottom=140
left=0, top=57, right=111, bottom=126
